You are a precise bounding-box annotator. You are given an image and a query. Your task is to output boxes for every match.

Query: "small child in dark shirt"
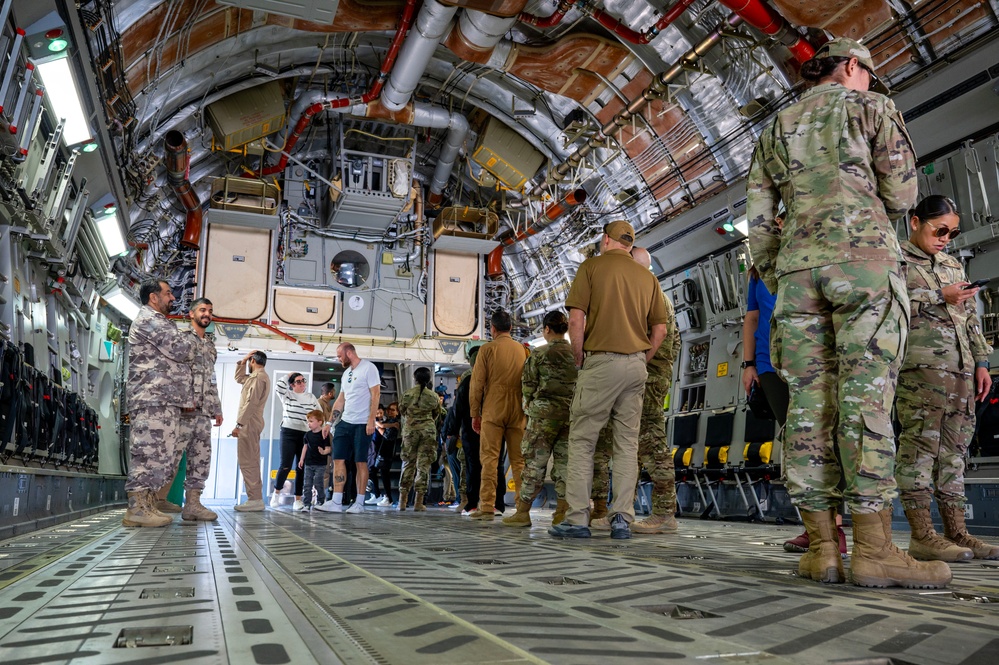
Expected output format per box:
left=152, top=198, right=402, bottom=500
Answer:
left=299, top=410, right=331, bottom=510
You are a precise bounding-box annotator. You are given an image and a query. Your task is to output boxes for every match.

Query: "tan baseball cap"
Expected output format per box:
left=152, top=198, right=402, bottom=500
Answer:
left=603, top=220, right=635, bottom=246
left=813, top=37, right=889, bottom=95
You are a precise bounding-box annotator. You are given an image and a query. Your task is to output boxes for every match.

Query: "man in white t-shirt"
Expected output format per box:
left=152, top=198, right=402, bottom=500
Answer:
left=318, top=343, right=381, bottom=513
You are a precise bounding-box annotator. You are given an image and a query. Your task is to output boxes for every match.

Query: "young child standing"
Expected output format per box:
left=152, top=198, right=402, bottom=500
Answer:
left=299, top=410, right=332, bottom=511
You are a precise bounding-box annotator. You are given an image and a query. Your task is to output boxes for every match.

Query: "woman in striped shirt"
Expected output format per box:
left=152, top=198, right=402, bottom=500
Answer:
left=272, top=372, right=322, bottom=510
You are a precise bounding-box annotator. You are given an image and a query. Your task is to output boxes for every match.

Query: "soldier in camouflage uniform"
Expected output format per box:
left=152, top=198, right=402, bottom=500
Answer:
left=748, top=38, right=950, bottom=588
left=123, top=279, right=199, bottom=528
left=398, top=367, right=442, bottom=511
left=896, top=195, right=996, bottom=561
left=177, top=298, right=223, bottom=521
left=502, top=310, right=577, bottom=527
left=590, top=248, right=681, bottom=534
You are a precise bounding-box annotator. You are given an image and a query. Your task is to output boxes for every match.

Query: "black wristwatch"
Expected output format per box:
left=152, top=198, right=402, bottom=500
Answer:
left=740, top=360, right=756, bottom=369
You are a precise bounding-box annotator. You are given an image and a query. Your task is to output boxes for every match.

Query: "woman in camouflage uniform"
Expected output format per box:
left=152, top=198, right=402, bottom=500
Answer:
left=503, top=310, right=577, bottom=527
left=896, top=195, right=995, bottom=561
left=398, top=367, right=442, bottom=511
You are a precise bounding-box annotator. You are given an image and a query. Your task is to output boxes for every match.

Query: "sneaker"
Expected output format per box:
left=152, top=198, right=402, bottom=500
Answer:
left=364, top=494, right=380, bottom=505
left=269, top=493, right=281, bottom=507
left=461, top=509, right=474, bottom=516
left=234, top=499, right=265, bottom=512
left=315, top=501, right=343, bottom=513
left=293, top=499, right=305, bottom=511
left=837, top=526, right=848, bottom=556
left=590, top=516, right=611, bottom=531
left=302, top=504, right=312, bottom=512
left=376, top=496, right=391, bottom=506
left=784, top=529, right=809, bottom=553
left=610, top=514, right=632, bottom=540
left=345, top=502, right=364, bottom=514
left=548, top=523, right=591, bottom=538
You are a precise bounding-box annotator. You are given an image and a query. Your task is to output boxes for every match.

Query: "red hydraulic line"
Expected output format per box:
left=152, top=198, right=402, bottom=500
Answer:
left=590, top=0, right=698, bottom=45
left=246, top=0, right=418, bottom=178
left=519, top=0, right=578, bottom=28
left=167, top=314, right=316, bottom=352
left=718, top=0, right=815, bottom=63
left=486, top=188, right=586, bottom=277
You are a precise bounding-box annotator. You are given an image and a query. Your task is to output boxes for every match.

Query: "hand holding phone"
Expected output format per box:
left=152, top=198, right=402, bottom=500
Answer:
left=963, top=279, right=990, bottom=290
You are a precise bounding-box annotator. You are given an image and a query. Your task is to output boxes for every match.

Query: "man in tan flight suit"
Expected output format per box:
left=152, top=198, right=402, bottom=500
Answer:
left=233, top=350, right=271, bottom=511
left=469, top=309, right=531, bottom=519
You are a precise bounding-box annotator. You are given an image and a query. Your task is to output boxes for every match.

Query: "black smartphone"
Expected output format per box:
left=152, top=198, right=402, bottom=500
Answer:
left=963, top=279, right=990, bottom=290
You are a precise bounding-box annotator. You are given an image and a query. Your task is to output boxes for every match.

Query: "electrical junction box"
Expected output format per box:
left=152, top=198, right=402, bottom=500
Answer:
left=206, top=81, right=287, bottom=151
left=471, top=119, right=545, bottom=190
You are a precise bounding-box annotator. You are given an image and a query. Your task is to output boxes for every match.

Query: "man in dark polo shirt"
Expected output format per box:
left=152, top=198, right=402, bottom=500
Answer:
left=549, top=221, right=668, bottom=540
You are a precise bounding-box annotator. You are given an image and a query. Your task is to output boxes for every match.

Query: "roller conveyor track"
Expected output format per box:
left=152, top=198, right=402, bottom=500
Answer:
left=1, top=506, right=998, bottom=664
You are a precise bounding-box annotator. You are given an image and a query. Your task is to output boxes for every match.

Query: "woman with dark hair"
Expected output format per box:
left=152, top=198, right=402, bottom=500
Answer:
left=747, top=37, right=950, bottom=588
left=896, top=195, right=995, bottom=561
left=397, top=367, right=442, bottom=511
left=503, top=310, right=577, bottom=527
left=272, top=371, right=322, bottom=510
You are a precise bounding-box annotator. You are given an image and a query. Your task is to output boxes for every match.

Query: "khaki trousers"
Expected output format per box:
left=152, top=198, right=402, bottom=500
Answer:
left=237, top=421, right=264, bottom=500
left=565, top=353, right=647, bottom=525
left=478, top=420, right=525, bottom=510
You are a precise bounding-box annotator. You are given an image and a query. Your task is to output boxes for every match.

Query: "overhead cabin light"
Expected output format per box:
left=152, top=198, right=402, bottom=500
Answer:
left=35, top=55, right=92, bottom=146
left=103, top=285, right=140, bottom=321
left=95, top=211, right=127, bottom=257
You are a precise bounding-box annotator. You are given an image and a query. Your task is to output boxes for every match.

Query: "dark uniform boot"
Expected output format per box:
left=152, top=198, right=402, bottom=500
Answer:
left=551, top=499, right=569, bottom=526
left=940, top=504, right=999, bottom=560
left=414, top=493, right=427, bottom=512
left=905, top=507, right=972, bottom=562
left=502, top=499, right=532, bottom=527
left=851, top=508, right=951, bottom=588
left=798, top=510, right=845, bottom=583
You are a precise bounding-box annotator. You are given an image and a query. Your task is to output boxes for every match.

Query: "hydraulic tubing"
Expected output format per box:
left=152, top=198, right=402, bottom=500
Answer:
left=487, top=188, right=586, bottom=276
left=718, top=0, right=815, bottom=63
left=590, top=0, right=698, bottom=45
left=164, top=130, right=203, bottom=249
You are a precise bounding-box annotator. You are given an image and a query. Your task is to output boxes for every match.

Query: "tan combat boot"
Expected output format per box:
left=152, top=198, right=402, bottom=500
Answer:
left=182, top=489, right=218, bottom=522
left=797, top=510, right=845, bottom=583
left=155, top=499, right=182, bottom=514
left=905, top=507, right=973, bottom=561
left=551, top=499, right=569, bottom=526
left=123, top=491, right=172, bottom=528
left=502, top=499, right=533, bottom=527
left=414, top=492, right=427, bottom=512
left=590, top=501, right=608, bottom=521
left=398, top=489, right=409, bottom=511
left=632, top=513, right=679, bottom=534
left=851, top=508, right=951, bottom=588
left=940, top=504, right=999, bottom=560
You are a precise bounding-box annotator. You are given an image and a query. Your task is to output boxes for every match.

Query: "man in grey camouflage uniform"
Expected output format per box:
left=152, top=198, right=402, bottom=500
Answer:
left=590, top=248, right=681, bottom=533
left=748, top=37, right=949, bottom=588
left=123, top=279, right=199, bottom=527
left=176, top=297, right=223, bottom=521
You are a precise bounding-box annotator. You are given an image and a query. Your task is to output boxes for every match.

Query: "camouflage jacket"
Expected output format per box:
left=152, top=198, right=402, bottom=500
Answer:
left=747, top=82, right=917, bottom=292
left=900, top=240, right=992, bottom=373
left=521, top=339, right=577, bottom=421
left=647, top=290, right=680, bottom=380
left=126, top=305, right=198, bottom=410
left=190, top=331, right=221, bottom=417
left=399, top=386, right=441, bottom=432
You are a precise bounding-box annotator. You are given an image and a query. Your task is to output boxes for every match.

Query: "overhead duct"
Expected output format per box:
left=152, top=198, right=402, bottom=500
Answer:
left=590, top=0, right=697, bottom=44
left=413, top=104, right=469, bottom=206
left=486, top=188, right=586, bottom=276
left=444, top=7, right=522, bottom=63
left=164, top=130, right=203, bottom=249
left=718, top=0, right=815, bottom=63
left=381, top=0, right=460, bottom=112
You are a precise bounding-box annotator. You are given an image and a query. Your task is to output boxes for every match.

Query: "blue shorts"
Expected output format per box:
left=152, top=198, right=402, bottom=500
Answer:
left=332, top=422, right=369, bottom=463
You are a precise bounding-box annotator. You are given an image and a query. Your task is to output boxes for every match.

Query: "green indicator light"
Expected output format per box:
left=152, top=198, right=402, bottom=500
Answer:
left=47, top=38, right=68, bottom=53
left=723, top=222, right=735, bottom=233
left=81, top=141, right=99, bottom=153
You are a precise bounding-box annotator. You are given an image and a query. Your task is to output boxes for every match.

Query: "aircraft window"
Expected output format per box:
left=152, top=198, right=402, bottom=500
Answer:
left=330, top=251, right=370, bottom=288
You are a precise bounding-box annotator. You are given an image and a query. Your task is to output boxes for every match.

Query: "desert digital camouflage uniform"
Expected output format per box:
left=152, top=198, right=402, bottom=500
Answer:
left=896, top=240, right=993, bottom=510
left=177, top=330, right=222, bottom=490
left=398, top=386, right=443, bottom=494
left=125, top=305, right=199, bottom=493
left=518, top=338, right=577, bottom=504
left=592, top=291, right=681, bottom=515
left=747, top=80, right=917, bottom=514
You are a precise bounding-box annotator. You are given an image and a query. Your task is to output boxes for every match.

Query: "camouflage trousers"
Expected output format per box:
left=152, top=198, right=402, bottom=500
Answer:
left=458, top=446, right=467, bottom=497
left=773, top=262, right=907, bottom=514
left=177, top=413, right=213, bottom=490
left=896, top=368, right=976, bottom=510
left=126, top=406, right=185, bottom=493
left=399, top=427, right=437, bottom=494
left=518, top=417, right=570, bottom=503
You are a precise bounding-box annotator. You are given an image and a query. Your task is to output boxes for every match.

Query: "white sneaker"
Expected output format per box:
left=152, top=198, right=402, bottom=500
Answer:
left=269, top=493, right=281, bottom=507
left=293, top=499, right=305, bottom=511
left=345, top=502, right=364, bottom=514
left=364, top=494, right=380, bottom=505
left=234, top=499, right=265, bottom=512
left=315, top=501, right=342, bottom=513
left=377, top=496, right=392, bottom=507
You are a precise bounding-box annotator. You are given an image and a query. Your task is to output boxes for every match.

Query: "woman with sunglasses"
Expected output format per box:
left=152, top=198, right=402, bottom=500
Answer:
left=895, top=195, right=995, bottom=561
left=272, top=372, right=322, bottom=510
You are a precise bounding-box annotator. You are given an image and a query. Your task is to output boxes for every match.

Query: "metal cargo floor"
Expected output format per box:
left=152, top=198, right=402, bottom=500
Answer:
left=2, top=505, right=998, bottom=664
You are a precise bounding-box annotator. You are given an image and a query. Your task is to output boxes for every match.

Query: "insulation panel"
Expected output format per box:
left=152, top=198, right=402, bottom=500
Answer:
left=202, top=223, right=272, bottom=320
left=432, top=251, right=479, bottom=337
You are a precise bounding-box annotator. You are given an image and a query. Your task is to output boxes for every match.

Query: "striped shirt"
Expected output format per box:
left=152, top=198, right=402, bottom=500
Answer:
left=274, top=377, right=322, bottom=431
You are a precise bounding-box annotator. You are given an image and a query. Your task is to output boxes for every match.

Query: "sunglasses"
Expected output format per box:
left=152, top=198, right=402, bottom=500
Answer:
left=292, top=378, right=306, bottom=385
left=923, top=220, right=961, bottom=240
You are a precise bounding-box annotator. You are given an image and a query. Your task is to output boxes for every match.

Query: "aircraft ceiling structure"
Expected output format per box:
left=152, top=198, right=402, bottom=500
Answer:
left=23, top=0, right=999, bottom=331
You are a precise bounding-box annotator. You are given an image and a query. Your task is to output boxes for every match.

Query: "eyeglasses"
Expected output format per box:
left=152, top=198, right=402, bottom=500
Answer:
left=292, top=378, right=306, bottom=385
left=922, top=220, right=961, bottom=240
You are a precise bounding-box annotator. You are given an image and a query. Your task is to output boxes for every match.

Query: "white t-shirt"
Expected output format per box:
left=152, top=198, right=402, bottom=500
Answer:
left=342, top=359, right=381, bottom=424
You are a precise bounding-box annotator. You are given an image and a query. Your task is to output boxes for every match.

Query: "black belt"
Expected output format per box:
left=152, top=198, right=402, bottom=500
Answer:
left=585, top=351, right=643, bottom=356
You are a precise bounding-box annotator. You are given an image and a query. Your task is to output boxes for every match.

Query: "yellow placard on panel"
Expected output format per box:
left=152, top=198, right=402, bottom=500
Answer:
left=716, top=362, right=729, bottom=377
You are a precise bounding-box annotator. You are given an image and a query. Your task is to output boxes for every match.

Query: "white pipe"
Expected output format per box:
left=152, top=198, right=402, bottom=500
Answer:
left=382, top=0, right=458, bottom=112
left=411, top=103, right=468, bottom=198
left=456, top=10, right=517, bottom=51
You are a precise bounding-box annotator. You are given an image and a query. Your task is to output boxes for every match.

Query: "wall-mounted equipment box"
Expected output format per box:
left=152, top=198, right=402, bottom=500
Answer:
left=206, top=81, right=286, bottom=151
left=471, top=119, right=545, bottom=190
left=432, top=207, right=499, bottom=254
